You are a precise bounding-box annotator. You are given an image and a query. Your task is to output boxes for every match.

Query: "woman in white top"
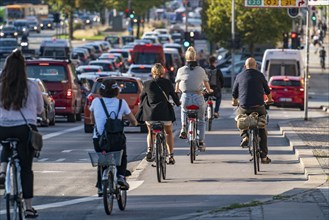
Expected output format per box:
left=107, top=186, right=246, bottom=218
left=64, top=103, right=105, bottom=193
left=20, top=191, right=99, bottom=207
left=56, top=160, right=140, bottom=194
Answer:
left=0, top=49, right=44, bottom=218
left=90, top=79, right=137, bottom=193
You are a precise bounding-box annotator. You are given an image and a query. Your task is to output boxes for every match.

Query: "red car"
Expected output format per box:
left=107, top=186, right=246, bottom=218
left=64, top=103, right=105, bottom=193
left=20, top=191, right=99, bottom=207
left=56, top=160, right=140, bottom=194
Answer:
left=266, top=76, right=304, bottom=111
left=83, top=76, right=146, bottom=133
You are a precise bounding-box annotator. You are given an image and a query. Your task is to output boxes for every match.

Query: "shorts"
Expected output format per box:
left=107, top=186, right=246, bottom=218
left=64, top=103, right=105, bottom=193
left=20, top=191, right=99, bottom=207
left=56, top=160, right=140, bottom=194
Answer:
left=145, top=121, right=172, bottom=126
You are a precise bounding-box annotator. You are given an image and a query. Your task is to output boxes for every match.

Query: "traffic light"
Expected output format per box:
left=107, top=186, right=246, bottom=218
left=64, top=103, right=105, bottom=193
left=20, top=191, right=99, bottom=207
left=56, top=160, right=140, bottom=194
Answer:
left=183, top=31, right=190, bottom=48
left=125, top=9, right=129, bottom=18
left=283, top=32, right=289, bottom=49
left=311, top=12, right=316, bottom=27
left=129, top=10, right=135, bottom=19
left=53, top=13, right=60, bottom=23
left=291, top=32, right=300, bottom=49
left=189, top=31, right=194, bottom=46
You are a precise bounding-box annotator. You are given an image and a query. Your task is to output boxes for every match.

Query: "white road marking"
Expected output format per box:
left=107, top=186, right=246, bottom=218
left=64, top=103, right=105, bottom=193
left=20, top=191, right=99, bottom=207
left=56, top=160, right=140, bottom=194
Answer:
left=43, top=125, right=84, bottom=140
left=37, top=158, right=49, bottom=162
left=0, top=180, right=144, bottom=215
left=34, top=171, right=64, bottom=173
left=55, top=158, right=66, bottom=162
left=62, top=150, right=72, bottom=153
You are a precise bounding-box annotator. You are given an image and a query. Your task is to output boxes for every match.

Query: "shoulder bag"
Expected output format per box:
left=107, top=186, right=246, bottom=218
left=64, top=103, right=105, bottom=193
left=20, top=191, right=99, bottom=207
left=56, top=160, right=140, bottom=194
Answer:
left=19, top=110, right=43, bottom=151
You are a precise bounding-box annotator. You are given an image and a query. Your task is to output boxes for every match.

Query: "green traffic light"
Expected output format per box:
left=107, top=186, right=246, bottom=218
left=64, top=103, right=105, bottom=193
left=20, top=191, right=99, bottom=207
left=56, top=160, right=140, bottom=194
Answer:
left=183, top=41, right=190, bottom=47
left=130, top=14, right=134, bottom=19
left=312, top=16, right=316, bottom=21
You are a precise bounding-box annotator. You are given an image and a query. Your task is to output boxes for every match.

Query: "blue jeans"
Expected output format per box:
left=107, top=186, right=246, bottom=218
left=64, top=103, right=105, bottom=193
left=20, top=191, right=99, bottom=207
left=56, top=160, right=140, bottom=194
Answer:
left=180, top=93, right=206, bottom=141
left=214, top=93, right=222, bottom=113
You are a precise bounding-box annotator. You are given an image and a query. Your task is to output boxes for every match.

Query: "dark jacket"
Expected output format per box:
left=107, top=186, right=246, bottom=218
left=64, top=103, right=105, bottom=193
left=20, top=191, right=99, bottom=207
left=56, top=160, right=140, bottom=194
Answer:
left=207, top=65, right=224, bottom=96
left=139, top=77, right=180, bottom=122
left=232, top=68, right=270, bottom=107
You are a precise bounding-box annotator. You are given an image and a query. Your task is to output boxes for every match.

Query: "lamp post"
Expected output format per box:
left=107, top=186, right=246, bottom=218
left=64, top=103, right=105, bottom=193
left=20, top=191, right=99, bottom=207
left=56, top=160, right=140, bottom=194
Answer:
left=231, top=0, right=235, bottom=91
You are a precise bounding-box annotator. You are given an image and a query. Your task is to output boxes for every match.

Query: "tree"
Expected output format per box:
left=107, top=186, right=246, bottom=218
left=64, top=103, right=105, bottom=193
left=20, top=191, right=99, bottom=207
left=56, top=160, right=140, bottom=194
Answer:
left=203, top=0, right=291, bottom=54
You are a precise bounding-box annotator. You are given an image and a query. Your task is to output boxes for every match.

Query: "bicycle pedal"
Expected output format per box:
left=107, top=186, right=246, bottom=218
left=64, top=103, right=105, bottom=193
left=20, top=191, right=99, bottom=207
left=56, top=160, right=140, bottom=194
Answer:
left=151, top=163, right=156, bottom=167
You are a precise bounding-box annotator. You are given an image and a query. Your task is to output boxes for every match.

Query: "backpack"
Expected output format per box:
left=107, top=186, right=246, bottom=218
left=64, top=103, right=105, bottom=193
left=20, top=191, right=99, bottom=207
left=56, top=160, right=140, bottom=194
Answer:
left=206, top=68, right=218, bottom=87
left=98, top=98, right=126, bottom=152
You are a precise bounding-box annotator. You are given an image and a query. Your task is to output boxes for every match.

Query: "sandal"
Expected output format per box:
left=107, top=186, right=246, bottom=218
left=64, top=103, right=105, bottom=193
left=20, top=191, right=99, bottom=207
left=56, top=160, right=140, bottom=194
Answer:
left=25, top=208, right=39, bottom=218
left=168, top=155, right=175, bottom=165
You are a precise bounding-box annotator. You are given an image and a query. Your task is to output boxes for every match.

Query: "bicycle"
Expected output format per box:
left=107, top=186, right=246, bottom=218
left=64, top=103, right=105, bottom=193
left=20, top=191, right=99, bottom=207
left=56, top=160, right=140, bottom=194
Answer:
left=205, top=95, right=216, bottom=131
left=88, top=150, right=127, bottom=215
left=1, top=138, right=25, bottom=220
left=185, top=105, right=200, bottom=164
left=150, top=122, right=167, bottom=183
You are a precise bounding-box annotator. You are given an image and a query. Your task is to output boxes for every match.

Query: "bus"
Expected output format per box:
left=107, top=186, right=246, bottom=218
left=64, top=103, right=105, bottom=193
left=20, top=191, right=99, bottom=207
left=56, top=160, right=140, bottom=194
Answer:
left=4, top=4, right=48, bottom=21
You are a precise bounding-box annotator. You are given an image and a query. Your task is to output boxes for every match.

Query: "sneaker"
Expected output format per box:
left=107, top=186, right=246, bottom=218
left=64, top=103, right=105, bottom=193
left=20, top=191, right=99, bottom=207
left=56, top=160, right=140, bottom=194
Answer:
left=168, top=156, right=175, bottom=165
left=97, top=188, right=103, bottom=197
left=240, top=137, right=249, bottom=148
left=117, top=175, right=130, bottom=190
left=261, top=157, right=272, bottom=164
left=146, top=151, right=154, bottom=162
left=179, top=130, right=187, bottom=139
left=214, top=112, right=219, bottom=118
left=198, top=141, right=206, bottom=152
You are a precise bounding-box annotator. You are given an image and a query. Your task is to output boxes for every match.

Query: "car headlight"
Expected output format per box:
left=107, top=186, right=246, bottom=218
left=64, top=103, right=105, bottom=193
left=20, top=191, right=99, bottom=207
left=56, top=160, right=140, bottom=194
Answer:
left=48, top=24, right=51, bottom=27
left=40, top=24, right=44, bottom=27
left=23, top=28, right=26, bottom=31
left=0, top=33, right=4, bottom=36
left=34, top=26, right=37, bottom=30
left=86, top=20, right=90, bottom=23
left=14, top=32, right=18, bottom=36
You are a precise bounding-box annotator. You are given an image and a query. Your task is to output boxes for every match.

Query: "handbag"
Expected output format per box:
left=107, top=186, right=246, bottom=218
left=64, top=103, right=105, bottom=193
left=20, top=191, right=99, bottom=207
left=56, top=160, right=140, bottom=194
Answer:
left=19, top=110, right=43, bottom=151
left=154, top=80, right=176, bottom=122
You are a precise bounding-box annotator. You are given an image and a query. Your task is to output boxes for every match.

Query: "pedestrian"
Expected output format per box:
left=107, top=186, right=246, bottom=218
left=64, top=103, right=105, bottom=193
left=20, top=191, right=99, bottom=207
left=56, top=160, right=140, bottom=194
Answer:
left=0, top=49, right=44, bottom=218
left=232, top=57, right=274, bottom=164
left=137, top=63, right=181, bottom=164
left=175, top=46, right=213, bottom=151
left=198, top=49, right=207, bottom=68
left=90, top=79, right=138, bottom=194
left=205, top=56, right=224, bottom=118
left=319, top=46, right=326, bottom=70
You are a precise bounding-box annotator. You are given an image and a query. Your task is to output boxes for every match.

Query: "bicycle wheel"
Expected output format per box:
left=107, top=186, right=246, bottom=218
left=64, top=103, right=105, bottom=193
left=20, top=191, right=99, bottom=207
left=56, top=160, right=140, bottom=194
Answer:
left=155, top=135, right=162, bottom=182
left=103, top=171, right=114, bottom=215
left=6, top=163, right=24, bottom=220
left=251, top=130, right=258, bottom=175
left=161, top=136, right=166, bottom=180
left=117, top=189, right=127, bottom=211
left=189, top=121, right=196, bottom=163
left=255, top=135, right=260, bottom=172
left=206, top=104, right=213, bottom=131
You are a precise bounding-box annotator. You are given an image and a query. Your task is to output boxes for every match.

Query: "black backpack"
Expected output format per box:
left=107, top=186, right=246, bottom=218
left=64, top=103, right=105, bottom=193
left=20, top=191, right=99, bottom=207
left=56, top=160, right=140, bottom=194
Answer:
left=98, top=98, right=126, bottom=152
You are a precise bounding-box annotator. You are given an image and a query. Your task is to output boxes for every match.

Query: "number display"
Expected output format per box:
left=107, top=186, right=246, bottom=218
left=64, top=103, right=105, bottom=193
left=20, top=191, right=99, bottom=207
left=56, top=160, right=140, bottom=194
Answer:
left=247, top=0, right=262, bottom=6
left=264, top=0, right=279, bottom=6
left=281, top=0, right=296, bottom=6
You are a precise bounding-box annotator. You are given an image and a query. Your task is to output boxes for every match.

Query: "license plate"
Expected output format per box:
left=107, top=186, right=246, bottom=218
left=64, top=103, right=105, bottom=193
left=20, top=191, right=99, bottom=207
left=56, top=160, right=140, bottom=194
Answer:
left=279, top=98, right=292, bottom=102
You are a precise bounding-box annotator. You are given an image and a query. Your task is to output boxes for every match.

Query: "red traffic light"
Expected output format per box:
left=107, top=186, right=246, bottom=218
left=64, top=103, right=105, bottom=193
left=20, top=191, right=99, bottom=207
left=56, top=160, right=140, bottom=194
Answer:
left=291, top=32, right=297, bottom=39
left=125, top=9, right=129, bottom=13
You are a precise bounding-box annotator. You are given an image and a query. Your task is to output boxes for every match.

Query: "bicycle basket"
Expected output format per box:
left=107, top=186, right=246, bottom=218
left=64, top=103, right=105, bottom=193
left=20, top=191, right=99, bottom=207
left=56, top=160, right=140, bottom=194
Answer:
left=187, top=110, right=198, bottom=119
left=88, top=150, right=123, bottom=167
left=235, top=113, right=258, bottom=130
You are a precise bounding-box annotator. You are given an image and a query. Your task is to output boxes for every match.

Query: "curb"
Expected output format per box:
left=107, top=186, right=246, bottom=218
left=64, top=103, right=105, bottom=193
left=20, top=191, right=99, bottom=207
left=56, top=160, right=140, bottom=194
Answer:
left=278, top=121, right=327, bottom=184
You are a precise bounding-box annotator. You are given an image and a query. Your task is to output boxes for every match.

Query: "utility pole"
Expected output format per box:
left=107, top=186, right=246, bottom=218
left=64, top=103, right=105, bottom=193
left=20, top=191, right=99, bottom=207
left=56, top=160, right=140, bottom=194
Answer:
left=185, top=0, right=189, bottom=33
left=231, top=0, right=235, bottom=91
left=304, top=7, right=310, bottom=121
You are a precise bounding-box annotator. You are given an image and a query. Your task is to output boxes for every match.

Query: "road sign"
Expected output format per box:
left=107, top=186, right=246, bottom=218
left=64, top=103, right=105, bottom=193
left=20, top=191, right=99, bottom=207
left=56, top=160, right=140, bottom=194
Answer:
left=308, top=0, right=329, bottom=6
left=244, top=0, right=307, bottom=7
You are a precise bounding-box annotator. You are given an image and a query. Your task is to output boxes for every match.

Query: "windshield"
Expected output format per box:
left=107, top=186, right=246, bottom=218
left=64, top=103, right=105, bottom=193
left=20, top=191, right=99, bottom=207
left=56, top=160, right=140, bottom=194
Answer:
left=26, top=65, right=67, bottom=82
left=2, top=26, right=16, bottom=31
left=93, top=80, right=138, bottom=94
left=134, top=53, right=162, bottom=65
left=0, top=40, right=17, bottom=46
left=130, top=67, right=152, bottom=74
left=271, top=80, right=302, bottom=86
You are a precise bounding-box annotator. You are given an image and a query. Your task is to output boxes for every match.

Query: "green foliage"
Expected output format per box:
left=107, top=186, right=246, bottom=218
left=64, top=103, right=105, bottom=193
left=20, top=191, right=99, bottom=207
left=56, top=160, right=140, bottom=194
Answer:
left=203, top=0, right=291, bottom=53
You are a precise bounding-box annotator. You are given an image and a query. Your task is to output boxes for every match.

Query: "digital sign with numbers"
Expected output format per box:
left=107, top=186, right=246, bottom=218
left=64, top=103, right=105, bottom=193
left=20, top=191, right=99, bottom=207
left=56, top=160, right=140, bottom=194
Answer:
left=245, top=0, right=307, bottom=7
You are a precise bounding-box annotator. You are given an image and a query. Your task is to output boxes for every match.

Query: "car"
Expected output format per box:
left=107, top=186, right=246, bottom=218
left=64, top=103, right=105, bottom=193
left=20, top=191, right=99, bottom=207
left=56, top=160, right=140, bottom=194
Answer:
left=72, top=48, right=90, bottom=65
left=164, top=48, right=181, bottom=82
left=132, top=44, right=165, bottom=66
left=141, top=36, right=160, bottom=44
left=0, top=38, right=18, bottom=58
left=77, top=71, right=121, bottom=88
left=266, top=76, right=304, bottom=111
left=121, top=35, right=135, bottom=45
left=158, top=34, right=172, bottom=44
left=0, top=25, right=18, bottom=38
left=89, top=60, right=117, bottom=72
left=27, top=20, right=41, bottom=33
left=76, top=65, right=103, bottom=74
left=40, top=18, right=54, bottom=30
left=107, top=49, right=133, bottom=69
left=84, top=43, right=104, bottom=58
left=127, top=64, right=153, bottom=82
left=104, top=35, right=121, bottom=48
left=163, top=43, right=185, bottom=65
left=83, top=76, right=145, bottom=133
left=13, top=20, right=30, bottom=36
left=26, top=59, right=83, bottom=122
left=29, top=78, right=56, bottom=126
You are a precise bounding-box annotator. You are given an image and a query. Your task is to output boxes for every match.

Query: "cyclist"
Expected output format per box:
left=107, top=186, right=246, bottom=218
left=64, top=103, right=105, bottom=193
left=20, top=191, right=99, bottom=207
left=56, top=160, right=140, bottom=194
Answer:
left=90, top=79, right=137, bottom=192
left=232, top=57, right=273, bottom=164
left=175, top=46, right=213, bottom=151
left=137, top=63, right=181, bottom=164
left=204, top=56, right=224, bottom=118
left=0, top=49, right=44, bottom=218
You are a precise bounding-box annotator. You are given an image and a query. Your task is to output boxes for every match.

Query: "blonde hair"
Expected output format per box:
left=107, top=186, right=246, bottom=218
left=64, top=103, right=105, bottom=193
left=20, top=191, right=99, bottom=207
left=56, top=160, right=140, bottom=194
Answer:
left=151, top=63, right=164, bottom=79
left=185, top=46, right=197, bottom=61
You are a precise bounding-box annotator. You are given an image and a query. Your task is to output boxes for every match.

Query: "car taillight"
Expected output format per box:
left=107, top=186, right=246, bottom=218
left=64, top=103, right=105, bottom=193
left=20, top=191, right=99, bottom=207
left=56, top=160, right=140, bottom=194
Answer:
left=135, top=96, right=140, bottom=106
left=299, top=88, right=304, bottom=92
left=87, top=95, right=94, bottom=105
left=66, top=89, right=72, bottom=98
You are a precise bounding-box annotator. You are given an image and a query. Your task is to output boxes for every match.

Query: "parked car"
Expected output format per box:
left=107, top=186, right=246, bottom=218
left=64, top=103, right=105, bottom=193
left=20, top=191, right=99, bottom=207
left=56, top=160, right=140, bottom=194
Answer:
left=29, top=78, right=56, bottom=126
left=26, top=59, right=83, bottom=122
left=266, top=76, right=304, bottom=111
left=83, top=76, right=145, bottom=133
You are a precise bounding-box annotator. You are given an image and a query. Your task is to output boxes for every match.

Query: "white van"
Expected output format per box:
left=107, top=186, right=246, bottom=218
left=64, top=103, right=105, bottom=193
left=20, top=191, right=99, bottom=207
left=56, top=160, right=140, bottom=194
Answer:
left=261, top=49, right=304, bottom=81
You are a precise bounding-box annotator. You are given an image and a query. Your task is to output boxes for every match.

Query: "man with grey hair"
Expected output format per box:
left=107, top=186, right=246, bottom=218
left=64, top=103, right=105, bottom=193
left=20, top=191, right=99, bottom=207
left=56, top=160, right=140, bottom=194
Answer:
left=232, top=57, right=273, bottom=164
